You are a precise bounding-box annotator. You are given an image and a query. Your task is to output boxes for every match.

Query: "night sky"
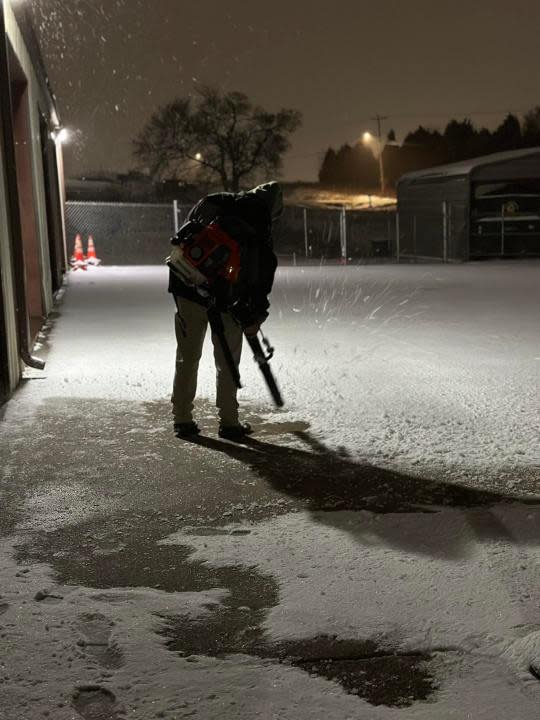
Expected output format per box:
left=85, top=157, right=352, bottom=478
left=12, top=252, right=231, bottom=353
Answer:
left=31, top=0, right=540, bottom=181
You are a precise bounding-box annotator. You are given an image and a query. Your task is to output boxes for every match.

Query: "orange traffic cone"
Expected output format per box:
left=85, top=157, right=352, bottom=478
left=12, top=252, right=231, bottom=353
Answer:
left=86, top=235, right=101, bottom=266
left=70, top=234, right=87, bottom=271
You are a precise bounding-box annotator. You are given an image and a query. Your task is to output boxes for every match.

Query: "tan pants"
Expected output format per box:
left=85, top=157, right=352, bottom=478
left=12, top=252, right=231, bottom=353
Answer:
left=172, top=297, right=243, bottom=425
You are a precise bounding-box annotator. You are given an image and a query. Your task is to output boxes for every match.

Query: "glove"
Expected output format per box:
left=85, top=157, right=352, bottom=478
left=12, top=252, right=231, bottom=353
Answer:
left=229, top=298, right=257, bottom=328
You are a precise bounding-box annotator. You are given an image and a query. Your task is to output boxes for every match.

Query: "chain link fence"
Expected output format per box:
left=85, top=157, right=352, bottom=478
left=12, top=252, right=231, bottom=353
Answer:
left=66, top=200, right=398, bottom=265
left=65, top=199, right=539, bottom=266
left=395, top=201, right=468, bottom=262
left=65, top=202, right=174, bottom=265
left=275, top=206, right=394, bottom=260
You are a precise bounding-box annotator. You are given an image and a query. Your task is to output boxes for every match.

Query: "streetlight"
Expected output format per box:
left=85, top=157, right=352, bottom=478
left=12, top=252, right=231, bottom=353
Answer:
left=362, top=115, right=387, bottom=196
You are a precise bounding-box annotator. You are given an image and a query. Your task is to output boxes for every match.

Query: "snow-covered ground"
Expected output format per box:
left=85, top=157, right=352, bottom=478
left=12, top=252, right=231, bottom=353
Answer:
left=1, top=263, right=539, bottom=718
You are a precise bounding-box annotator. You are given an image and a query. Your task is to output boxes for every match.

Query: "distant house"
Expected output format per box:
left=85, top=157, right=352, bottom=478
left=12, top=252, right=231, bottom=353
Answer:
left=0, top=2, right=66, bottom=401
left=397, top=148, right=540, bottom=261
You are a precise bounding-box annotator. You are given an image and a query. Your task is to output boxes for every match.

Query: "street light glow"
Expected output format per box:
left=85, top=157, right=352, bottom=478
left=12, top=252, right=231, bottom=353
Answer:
left=362, top=127, right=385, bottom=195
left=195, top=152, right=203, bottom=161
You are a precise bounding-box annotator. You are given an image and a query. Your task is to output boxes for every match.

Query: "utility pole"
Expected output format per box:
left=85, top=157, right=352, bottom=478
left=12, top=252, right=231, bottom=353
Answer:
left=372, top=114, right=388, bottom=196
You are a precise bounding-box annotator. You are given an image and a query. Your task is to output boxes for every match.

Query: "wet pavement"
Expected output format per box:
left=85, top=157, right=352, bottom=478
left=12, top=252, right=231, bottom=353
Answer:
left=1, top=266, right=539, bottom=719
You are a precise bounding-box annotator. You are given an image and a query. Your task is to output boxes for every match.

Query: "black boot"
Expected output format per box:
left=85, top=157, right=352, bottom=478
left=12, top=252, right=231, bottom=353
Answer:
left=218, top=422, right=253, bottom=442
left=174, top=421, right=201, bottom=438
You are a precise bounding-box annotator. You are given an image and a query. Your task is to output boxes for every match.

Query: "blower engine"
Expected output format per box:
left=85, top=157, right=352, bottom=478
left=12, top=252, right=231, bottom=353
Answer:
left=167, top=223, right=241, bottom=290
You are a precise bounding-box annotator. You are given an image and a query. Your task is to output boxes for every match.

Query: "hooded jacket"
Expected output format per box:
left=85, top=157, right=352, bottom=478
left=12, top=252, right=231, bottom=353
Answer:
left=168, top=182, right=281, bottom=323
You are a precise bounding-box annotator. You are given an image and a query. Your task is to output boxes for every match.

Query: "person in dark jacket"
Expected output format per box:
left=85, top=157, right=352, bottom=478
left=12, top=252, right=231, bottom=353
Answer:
left=169, top=181, right=282, bottom=441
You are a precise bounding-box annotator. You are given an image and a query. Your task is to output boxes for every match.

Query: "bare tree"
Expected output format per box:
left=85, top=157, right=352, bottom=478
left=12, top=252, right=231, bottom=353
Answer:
left=133, top=86, right=302, bottom=192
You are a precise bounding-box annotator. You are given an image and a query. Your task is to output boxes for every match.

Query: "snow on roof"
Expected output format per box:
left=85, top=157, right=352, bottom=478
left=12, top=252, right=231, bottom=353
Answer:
left=399, top=147, right=540, bottom=185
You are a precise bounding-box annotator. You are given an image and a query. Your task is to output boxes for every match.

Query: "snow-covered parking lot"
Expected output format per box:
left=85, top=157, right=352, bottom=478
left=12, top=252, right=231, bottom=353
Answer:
left=1, top=262, right=539, bottom=719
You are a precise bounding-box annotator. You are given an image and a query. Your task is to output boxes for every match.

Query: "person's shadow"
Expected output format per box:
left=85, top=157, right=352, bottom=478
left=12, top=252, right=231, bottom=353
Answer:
left=192, top=429, right=539, bottom=559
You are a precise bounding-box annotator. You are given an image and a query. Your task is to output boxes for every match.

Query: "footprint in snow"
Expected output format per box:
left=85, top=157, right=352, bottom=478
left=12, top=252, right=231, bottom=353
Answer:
left=76, top=613, right=124, bottom=669
left=72, top=686, right=124, bottom=720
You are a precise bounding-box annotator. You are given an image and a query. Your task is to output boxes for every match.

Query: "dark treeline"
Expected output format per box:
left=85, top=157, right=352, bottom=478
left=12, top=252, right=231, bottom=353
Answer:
left=319, top=108, right=540, bottom=193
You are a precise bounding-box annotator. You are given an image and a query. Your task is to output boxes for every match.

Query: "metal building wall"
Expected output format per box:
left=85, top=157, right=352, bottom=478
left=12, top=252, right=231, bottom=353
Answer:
left=473, top=153, right=540, bottom=182
left=5, top=0, right=55, bottom=314
left=469, top=154, right=540, bottom=257
left=0, top=1, right=21, bottom=396
left=0, top=1, right=65, bottom=398
left=0, top=124, right=20, bottom=397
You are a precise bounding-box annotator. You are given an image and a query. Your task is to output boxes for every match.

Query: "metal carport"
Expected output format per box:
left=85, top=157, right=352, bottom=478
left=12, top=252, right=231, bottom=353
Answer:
left=397, top=148, right=540, bottom=261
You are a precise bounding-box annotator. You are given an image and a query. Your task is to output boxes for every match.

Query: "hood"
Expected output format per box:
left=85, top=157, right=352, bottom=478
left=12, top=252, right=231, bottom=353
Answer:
left=246, top=181, right=284, bottom=222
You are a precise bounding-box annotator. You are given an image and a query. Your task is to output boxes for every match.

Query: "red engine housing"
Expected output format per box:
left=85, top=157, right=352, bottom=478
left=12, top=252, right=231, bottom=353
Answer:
left=182, top=223, right=241, bottom=285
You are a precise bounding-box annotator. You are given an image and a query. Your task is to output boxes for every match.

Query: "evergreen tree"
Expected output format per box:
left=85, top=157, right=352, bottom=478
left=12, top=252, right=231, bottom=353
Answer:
left=319, top=105, right=540, bottom=190
left=320, top=143, right=378, bottom=190
left=443, top=118, right=477, bottom=162
left=492, top=114, right=522, bottom=151
left=350, top=142, right=378, bottom=189
left=522, top=107, right=540, bottom=147
left=318, top=148, right=338, bottom=185
left=404, top=126, right=443, bottom=146
left=475, top=127, right=495, bottom=156
left=335, top=144, right=354, bottom=185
